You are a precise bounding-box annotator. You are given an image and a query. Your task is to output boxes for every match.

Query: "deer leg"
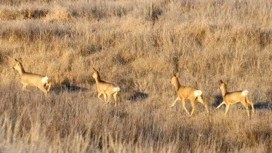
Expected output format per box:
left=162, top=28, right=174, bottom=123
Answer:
left=22, top=84, right=30, bottom=92
left=246, top=97, right=255, bottom=114
left=171, top=97, right=180, bottom=107
left=197, top=95, right=209, bottom=113
left=113, top=92, right=118, bottom=107
left=45, top=82, right=51, bottom=92
left=225, top=104, right=230, bottom=115
left=189, top=97, right=196, bottom=116
left=181, top=99, right=190, bottom=115
left=217, top=101, right=225, bottom=109
left=102, top=93, right=108, bottom=103
left=38, top=85, right=48, bottom=96
left=106, top=94, right=112, bottom=104
left=241, top=100, right=250, bottom=117
left=97, top=92, right=105, bottom=102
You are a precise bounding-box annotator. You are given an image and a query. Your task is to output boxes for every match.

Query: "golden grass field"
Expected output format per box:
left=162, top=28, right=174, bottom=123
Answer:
left=0, top=0, right=272, bottom=152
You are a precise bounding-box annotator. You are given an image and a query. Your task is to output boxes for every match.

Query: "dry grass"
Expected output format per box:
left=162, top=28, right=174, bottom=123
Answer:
left=0, top=0, right=272, bottom=152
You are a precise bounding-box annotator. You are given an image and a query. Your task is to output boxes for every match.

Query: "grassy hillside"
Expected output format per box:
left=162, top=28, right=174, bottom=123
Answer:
left=0, top=0, right=271, bottom=152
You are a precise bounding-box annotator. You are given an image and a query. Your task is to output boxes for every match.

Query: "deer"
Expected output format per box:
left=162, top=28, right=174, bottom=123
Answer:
left=92, top=68, right=120, bottom=106
left=13, top=59, right=51, bottom=96
left=217, top=80, right=255, bottom=117
left=170, top=73, right=209, bottom=116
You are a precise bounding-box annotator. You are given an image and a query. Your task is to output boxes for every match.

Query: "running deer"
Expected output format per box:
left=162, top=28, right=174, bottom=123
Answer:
left=13, top=59, right=51, bottom=96
left=92, top=68, right=120, bottom=106
left=170, top=73, right=209, bottom=115
left=217, top=80, right=255, bottom=117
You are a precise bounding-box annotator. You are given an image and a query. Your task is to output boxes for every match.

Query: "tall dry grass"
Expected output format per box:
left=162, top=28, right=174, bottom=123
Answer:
left=0, top=0, right=272, bottom=152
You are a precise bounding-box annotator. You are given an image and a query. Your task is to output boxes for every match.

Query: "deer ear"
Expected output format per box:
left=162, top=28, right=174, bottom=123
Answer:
left=93, top=68, right=98, bottom=73
left=15, top=58, right=22, bottom=63
left=220, top=80, right=224, bottom=84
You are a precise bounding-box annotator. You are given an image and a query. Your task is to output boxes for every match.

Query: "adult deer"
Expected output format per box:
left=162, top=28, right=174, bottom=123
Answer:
left=217, top=80, right=255, bottom=117
left=171, top=73, right=209, bottom=115
left=92, top=68, right=120, bottom=106
left=13, top=59, right=51, bottom=96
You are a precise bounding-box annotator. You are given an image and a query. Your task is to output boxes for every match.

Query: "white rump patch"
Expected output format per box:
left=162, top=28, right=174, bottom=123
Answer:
left=41, top=76, right=49, bottom=84
left=113, top=87, right=120, bottom=92
left=194, top=90, right=202, bottom=97
left=241, top=90, right=248, bottom=96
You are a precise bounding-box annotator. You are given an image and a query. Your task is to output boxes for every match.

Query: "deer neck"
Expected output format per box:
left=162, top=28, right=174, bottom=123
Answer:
left=172, top=78, right=181, bottom=91
left=220, top=85, right=227, bottom=97
left=94, top=75, right=102, bottom=84
left=17, top=66, right=26, bottom=76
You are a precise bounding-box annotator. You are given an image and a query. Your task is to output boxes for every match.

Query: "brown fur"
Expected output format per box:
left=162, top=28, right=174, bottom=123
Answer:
left=13, top=59, right=51, bottom=96
left=92, top=68, right=120, bottom=106
left=217, top=80, right=255, bottom=117
left=170, top=73, right=209, bottom=115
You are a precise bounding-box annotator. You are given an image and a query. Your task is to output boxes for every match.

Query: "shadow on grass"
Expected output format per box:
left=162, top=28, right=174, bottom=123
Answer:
left=212, top=95, right=223, bottom=108
left=50, top=79, right=88, bottom=94
left=127, top=91, right=148, bottom=103
left=254, top=102, right=272, bottom=110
